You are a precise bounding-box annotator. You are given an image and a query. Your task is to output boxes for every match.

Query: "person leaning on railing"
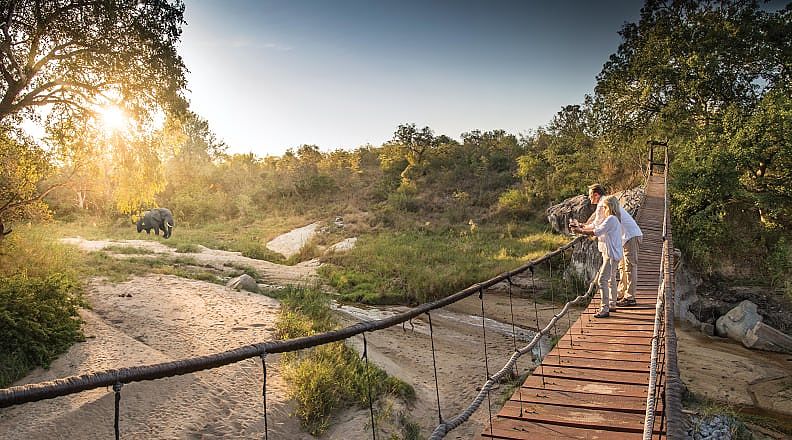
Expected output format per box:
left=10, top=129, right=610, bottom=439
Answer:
left=575, top=183, right=643, bottom=307
left=570, top=195, right=623, bottom=318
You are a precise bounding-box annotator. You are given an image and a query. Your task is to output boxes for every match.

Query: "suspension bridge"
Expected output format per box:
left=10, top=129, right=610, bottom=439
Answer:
left=478, top=170, right=680, bottom=439
left=0, top=146, right=682, bottom=439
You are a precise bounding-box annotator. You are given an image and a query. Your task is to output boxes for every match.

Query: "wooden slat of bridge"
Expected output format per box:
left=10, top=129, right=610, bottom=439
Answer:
left=481, top=176, right=668, bottom=439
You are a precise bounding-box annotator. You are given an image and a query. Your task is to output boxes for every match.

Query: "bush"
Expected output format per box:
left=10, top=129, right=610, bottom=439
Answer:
left=266, top=285, right=414, bottom=435
left=0, top=273, right=84, bottom=387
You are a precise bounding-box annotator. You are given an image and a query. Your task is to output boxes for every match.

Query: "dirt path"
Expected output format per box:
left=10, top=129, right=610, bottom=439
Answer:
left=0, top=238, right=585, bottom=439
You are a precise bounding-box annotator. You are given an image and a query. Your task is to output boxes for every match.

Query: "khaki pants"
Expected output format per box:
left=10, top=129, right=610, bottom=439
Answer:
left=597, top=256, right=618, bottom=311
left=618, top=236, right=641, bottom=300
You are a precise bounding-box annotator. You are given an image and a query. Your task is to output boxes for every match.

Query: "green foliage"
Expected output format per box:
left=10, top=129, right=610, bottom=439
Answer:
left=321, top=223, right=568, bottom=304
left=265, top=286, right=414, bottom=435
left=174, top=243, right=202, bottom=253
left=0, top=274, right=84, bottom=387
left=0, top=132, right=54, bottom=222
left=103, top=245, right=153, bottom=255
left=766, top=236, right=791, bottom=292
left=591, top=0, right=792, bottom=275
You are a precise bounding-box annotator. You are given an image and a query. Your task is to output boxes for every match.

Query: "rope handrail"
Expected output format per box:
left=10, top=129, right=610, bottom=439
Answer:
left=0, top=236, right=585, bottom=408
left=663, top=146, right=684, bottom=439
left=429, top=275, right=599, bottom=439
left=642, top=142, right=684, bottom=439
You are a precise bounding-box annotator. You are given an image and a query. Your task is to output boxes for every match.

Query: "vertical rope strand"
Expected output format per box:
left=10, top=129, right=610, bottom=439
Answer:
left=561, top=248, right=574, bottom=351
left=529, top=266, right=546, bottom=387
left=427, top=312, right=443, bottom=425
left=113, top=382, right=122, bottom=440
left=478, top=289, right=494, bottom=435
left=362, top=333, right=377, bottom=440
left=260, top=353, right=269, bottom=440
left=506, top=276, right=524, bottom=417
left=548, top=258, right=559, bottom=343
left=576, top=241, right=585, bottom=336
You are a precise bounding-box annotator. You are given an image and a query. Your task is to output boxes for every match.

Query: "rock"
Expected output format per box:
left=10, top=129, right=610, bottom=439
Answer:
left=716, top=300, right=792, bottom=353
left=546, top=195, right=595, bottom=234
left=227, top=274, right=259, bottom=293
left=325, top=237, right=357, bottom=254
left=700, top=322, right=715, bottom=336
left=265, top=223, right=320, bottom=259
left=744, top=322, right=792, bottom=353
left=716, top=300, right=762, bottom=338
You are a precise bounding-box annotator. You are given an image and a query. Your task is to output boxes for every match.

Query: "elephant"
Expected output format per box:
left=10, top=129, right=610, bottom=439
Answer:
left=136, top=208, right=175, bottom=239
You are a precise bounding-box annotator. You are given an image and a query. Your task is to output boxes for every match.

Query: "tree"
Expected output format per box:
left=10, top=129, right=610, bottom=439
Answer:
left=391, top=123, right=438, bottom=186
left=0, top=0, right=186, bottom=124
left=591, top=0, right=792, bottom=269
left=0, top=0, right=188, bottom=226
left=0, top=131, right=53, bottom=230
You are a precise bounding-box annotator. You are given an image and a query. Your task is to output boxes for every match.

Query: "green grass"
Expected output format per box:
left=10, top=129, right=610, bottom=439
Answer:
left=174, top=243, right=202, bottom=253
left=320, top=222, right=569, bottom=304
left=263, top=285, right=415, bottom=435
left=102, top=244, right=153, bottom=254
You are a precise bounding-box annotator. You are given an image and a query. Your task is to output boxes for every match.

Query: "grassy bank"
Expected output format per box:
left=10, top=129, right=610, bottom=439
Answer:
left=265, top=285, right=415, bottom=436
left=320, top=222, right=569, bottom=304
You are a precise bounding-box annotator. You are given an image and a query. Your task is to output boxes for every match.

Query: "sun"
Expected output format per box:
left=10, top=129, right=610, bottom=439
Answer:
left=97, top=105, right=128, bottom=133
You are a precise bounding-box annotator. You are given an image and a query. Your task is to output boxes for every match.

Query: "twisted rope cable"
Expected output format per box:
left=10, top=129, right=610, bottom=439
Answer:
left=643, top=244, right=667, bottom=440
left=429, top=279, right=598, bottom=439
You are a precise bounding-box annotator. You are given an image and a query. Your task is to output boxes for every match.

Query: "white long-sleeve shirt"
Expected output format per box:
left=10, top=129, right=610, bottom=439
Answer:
left=594, top=215, right=623, bottom=261
left=593, top=200, right=642, bottom=245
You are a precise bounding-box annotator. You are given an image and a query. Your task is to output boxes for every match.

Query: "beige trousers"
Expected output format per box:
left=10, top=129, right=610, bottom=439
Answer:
left=618, top=236, right=641, bottom=300
left=597, top=256, right=618, bottom=311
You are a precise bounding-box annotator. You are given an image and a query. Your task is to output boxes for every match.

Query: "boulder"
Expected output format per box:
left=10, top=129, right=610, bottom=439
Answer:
left=716, top=300, right=792, bottom=353
left=325, top=237, right=357, bottom=254
left=227, top=274, right=259, bottom=293
left=744, top=322, right=792, bottom=353
left=716, top=300, right=763, bottom=339
left=546, top=195, right=595, bottom=235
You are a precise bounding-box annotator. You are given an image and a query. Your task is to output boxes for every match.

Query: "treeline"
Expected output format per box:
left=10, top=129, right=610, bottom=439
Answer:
left=43, top=118, right=602, bottom=229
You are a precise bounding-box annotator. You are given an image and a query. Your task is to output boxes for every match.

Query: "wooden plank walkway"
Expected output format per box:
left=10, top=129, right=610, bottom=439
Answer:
left=481, top=176, right=669, bottom=439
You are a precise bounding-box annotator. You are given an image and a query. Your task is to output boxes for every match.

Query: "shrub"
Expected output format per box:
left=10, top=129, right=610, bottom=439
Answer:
left=267, top=285, right=414, bottom=435
left=0, top=273, right=84, bottom=387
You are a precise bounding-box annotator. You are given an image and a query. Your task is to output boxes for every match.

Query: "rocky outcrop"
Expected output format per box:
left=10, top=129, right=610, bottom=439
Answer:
left=716, top=300, right=792, bottom=353
left=227, top=274, right=259, bottom=293
left=546, top=195, right=595, bottom=235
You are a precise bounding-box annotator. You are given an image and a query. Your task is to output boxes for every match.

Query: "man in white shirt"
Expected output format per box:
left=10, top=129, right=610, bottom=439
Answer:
left=577, top=184, right=643, bottom=307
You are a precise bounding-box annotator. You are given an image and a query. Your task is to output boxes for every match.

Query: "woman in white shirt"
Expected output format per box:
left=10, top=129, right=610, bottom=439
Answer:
left=571, top=195, right=624, bottom=318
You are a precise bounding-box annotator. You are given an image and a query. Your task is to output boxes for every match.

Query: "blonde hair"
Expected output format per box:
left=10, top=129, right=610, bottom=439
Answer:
left=602, top=195, right=621, bottom=222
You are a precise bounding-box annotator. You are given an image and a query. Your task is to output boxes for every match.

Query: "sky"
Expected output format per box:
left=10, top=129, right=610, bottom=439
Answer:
left=178, top=0, right=645, bottom=157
